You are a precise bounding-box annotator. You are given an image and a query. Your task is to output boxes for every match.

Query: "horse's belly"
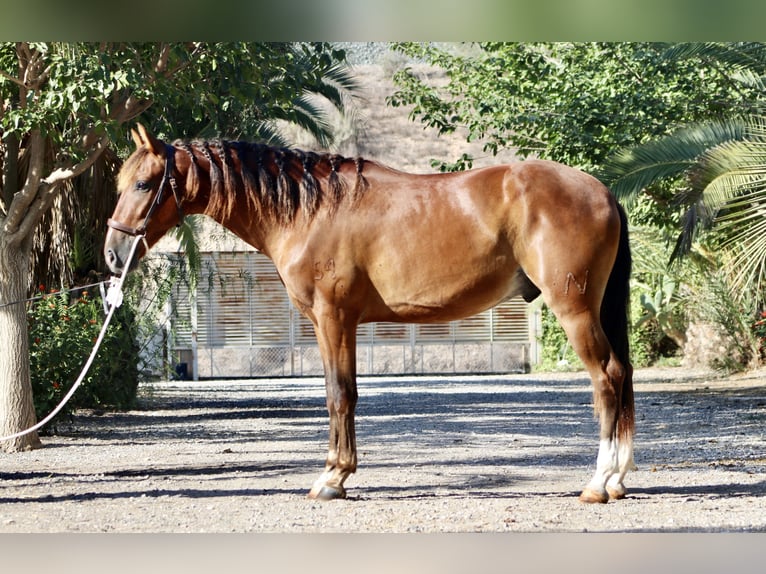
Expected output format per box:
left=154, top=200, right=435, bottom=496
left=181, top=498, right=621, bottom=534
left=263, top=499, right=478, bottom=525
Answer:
left=366, top=260, right=519, bottom=323
left=358, top=197, right=520, bottom=323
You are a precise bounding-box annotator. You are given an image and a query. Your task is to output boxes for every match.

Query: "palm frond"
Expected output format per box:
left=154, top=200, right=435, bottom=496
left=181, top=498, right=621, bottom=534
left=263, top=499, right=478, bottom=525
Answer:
left=309, top=62, right=360, bottom=111
left=289, top=95, right=337, bottom=148
left=719, top=225, right=766, bottom=303
left=729, top=68, right=766, bottom=92
left=630, top=224, right=679, bottom=275
left=694, top=138, right=766, bottom=214
left=688, top=117, right=766, bottom=301
left=664, top=42, right=766, bottom=75
left=600, top=118, right=747, bottom=207
left=170, top=215, right=203, bottom=292
left=253, top=122, right=290, bottom=147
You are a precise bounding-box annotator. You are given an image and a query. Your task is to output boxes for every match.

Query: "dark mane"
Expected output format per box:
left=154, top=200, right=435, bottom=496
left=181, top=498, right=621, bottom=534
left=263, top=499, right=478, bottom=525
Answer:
left=173, top=139, right=368, bottom=224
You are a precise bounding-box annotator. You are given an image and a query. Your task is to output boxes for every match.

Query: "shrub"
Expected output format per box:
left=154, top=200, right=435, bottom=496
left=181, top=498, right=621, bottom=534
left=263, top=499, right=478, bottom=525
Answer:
left=28, top=286, right=140, bottom=432
left=629, top=288, right=682, bottom=368
left=681, top=258, right=762, bottom=372
left=536, top=305, right=583, bottom=371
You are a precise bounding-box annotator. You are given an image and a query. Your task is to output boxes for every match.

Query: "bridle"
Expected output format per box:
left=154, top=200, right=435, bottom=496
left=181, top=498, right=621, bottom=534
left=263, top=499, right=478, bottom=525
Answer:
left=107, top=143, right=184, bottom=237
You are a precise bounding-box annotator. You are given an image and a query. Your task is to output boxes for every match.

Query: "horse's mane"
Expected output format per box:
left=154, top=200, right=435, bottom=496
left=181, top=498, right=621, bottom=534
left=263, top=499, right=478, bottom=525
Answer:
left=169, top=139, right=369, bottom=224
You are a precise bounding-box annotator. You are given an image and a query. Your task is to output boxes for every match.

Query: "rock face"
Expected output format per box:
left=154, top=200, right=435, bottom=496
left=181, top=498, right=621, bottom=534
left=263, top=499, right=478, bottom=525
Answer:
left=682, top=321, right=744, bottom=370
left=285, top=48, right=518, bottom=173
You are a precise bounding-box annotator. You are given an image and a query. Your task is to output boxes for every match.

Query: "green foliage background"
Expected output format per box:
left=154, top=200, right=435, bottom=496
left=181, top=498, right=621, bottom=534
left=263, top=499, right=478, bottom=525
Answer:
left=27, top=288, right=139, bottom=431
left=0, top=42, right=357, bottom=436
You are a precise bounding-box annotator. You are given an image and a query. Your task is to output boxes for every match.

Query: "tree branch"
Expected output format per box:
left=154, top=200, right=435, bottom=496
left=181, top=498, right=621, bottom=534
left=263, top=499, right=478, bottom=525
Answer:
left=2, top=132, right=20, bottom=213
left=16, top=41, right=30, bottom=61
left=35, top=63, right=53, bottom=87
left=74, top=93, right=153, bottom=154
left=4, top=133, right=109, bottom=247
left=0, top=69, right=26, bottom=89
left=19, top=135, right=108, bottom=241
left=110, top=92, right=153, bottom=124
left=12, top=181, right=61, bottom=242
left=154, top=43, right=172, bottom=74
left=42, top=134, right=109, bottom=187
left=158, top=42, right=205, bottom=80
left=3, top=130, right=45, bottom=236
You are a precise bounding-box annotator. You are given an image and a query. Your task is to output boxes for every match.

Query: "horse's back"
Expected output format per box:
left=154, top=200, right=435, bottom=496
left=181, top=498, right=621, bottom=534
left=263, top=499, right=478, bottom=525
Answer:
left=502, top=159, right=617, bottom=226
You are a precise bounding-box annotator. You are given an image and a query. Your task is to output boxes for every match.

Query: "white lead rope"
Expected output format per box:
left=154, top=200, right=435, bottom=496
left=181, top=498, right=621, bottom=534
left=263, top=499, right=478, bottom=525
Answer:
left=0, top=235, right=144, bottom=444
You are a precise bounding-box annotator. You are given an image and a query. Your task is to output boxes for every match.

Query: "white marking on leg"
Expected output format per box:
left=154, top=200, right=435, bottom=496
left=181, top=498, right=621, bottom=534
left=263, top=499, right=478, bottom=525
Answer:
left=586, top=438, right=618, bottom=494
left=618, top=436, right=635, bottom=471
left=606, top=436, right=635, bottom=498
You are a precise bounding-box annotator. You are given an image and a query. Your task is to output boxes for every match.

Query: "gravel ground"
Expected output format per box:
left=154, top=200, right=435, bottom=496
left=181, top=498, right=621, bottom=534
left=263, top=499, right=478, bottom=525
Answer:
left=0, top=366, right=764, bottom=533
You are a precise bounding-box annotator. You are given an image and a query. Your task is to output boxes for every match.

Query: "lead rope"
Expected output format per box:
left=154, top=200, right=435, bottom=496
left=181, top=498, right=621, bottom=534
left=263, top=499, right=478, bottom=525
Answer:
left=0, top=234, right=144, bottom=444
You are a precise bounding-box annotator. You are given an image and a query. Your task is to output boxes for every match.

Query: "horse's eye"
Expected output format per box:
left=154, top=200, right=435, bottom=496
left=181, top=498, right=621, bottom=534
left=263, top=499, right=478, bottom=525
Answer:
left=135, top=180, right=150, bottom=192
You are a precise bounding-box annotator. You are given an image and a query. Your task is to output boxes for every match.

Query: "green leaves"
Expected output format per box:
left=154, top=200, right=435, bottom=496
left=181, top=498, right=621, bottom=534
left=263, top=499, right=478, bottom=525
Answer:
left=27, top=288, right=139, bottom=430
left=601, top=113, right=766, bottom=298
left=1, top=41, right=355, bottom=278
left=136, top=42, right=356, bottom=146
left=390, top=43, right=744, bottom=173
left=598, top=42, right=766, bottom=334
left=0, top=42, right=355, bottom=166
left=387, top=41, right=766, bottom=368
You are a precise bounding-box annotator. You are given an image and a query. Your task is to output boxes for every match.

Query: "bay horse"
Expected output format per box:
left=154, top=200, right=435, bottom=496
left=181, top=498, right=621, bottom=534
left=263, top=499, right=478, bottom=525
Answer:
left=105, top=124, right=634, bottom=504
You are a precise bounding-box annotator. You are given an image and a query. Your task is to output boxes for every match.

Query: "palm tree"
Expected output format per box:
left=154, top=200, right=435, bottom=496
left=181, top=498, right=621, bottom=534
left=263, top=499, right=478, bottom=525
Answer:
left=600, top=42, right=766, bottom=303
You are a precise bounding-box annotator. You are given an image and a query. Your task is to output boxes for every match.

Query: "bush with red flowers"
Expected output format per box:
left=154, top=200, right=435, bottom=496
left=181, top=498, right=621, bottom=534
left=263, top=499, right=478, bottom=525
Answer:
left=27, top=286, right=139, bottom=432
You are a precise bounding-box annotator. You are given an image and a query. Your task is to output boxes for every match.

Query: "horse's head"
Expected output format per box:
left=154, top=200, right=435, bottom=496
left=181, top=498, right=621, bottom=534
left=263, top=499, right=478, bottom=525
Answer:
left=104, top=124, right=183, bottom=275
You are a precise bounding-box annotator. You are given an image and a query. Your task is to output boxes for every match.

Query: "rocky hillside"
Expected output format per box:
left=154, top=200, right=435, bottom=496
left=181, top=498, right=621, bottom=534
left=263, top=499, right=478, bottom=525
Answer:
left=287, top=43, right=517, bottom=172
left=343, top=65, right=516, bottom=172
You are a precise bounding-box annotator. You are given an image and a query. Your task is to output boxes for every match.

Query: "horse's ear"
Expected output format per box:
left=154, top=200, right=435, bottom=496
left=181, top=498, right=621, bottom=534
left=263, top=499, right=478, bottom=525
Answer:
left=133, top=123, right=166, bottom=157
left=130, top=127, right=143, bottom=149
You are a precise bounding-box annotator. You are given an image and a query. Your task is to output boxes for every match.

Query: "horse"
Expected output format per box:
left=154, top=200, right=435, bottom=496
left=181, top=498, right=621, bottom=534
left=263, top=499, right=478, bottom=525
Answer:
left=105, top=124, right=634, bottom=504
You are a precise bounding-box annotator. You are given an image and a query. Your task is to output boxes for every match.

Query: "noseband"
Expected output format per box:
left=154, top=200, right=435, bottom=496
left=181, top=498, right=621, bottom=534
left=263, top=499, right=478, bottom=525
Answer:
left=107, top=144, right=184, bottom=237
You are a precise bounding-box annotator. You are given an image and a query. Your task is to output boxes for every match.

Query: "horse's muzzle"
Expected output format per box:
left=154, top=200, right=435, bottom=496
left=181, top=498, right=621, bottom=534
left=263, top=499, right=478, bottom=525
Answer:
left=104, top=237, right=142, bottom=275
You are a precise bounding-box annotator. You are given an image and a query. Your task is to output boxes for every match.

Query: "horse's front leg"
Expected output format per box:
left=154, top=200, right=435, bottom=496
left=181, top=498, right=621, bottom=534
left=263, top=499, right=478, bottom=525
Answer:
left=308, top=313, right=359, bottom=501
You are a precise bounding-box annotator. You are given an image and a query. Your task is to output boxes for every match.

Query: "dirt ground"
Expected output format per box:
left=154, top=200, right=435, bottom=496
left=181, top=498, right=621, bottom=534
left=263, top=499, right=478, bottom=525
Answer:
left=0, top=366, right=764, bottom=534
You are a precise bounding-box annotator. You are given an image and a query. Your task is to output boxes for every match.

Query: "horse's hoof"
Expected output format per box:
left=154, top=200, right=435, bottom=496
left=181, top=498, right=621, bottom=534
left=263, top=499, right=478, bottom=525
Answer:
left=308, top=484, right=346, bottom=501
left=579, top=488, right=609, bottom=504
left=606, top=484, right=627, bottom=500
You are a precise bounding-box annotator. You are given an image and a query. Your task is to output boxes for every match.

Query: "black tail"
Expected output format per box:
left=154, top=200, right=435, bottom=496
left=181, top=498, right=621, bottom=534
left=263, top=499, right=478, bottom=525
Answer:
left=600, top=201, right=634, bottom=440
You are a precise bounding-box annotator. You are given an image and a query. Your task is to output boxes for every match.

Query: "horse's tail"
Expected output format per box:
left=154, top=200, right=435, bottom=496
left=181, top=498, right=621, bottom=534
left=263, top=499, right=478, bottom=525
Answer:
left=601, top=201, right=634, bottom=441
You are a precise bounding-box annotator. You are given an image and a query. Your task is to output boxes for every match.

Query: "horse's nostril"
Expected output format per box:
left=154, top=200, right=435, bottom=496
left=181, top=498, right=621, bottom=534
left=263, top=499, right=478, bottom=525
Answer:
left=105, top=248, right=122, bottom=271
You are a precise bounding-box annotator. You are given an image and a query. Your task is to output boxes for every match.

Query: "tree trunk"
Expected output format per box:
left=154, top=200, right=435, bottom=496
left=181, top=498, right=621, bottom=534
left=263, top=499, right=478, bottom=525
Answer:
left=0, top=235, right=41, bottom=452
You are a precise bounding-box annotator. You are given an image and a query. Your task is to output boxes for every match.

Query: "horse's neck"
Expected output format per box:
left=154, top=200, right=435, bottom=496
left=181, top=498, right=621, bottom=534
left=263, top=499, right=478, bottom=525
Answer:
left=176, top=139, right=339, bottom=256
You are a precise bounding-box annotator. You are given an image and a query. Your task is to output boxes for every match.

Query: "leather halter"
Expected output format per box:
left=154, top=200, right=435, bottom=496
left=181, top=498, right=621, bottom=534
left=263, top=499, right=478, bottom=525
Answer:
left=107, top=144, right=184, bottom=237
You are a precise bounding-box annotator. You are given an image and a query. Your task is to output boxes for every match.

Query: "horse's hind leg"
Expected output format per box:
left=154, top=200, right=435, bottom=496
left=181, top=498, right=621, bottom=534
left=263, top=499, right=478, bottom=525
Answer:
left=553, top=307, right=630, bottom=503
